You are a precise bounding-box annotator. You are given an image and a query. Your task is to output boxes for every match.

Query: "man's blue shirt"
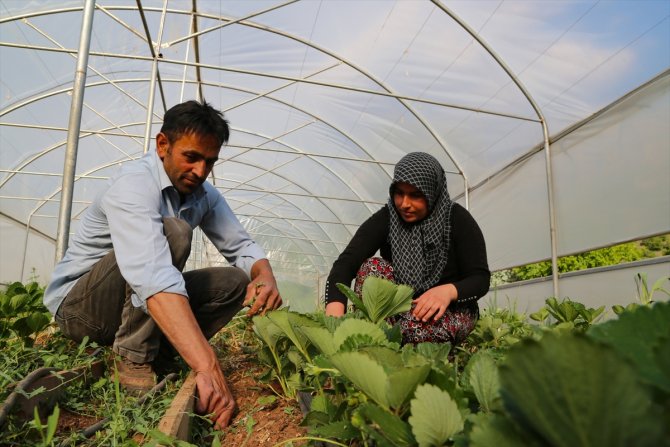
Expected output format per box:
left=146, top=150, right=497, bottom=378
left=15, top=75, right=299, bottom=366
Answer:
left=44, top=149, right=266, bottom=314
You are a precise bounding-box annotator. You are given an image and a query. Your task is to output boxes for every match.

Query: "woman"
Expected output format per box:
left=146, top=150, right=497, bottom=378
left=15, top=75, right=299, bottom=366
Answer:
left=324, top=152, right=490, bottom=345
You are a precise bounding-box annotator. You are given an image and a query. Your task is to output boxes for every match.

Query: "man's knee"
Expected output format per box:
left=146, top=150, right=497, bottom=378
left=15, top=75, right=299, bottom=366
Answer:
left=163, top=217, right=192, bottom=270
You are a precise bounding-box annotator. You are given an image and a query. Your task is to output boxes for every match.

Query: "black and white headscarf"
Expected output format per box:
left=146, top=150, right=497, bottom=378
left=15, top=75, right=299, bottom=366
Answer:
left=388, top=152, right=454, bottom=294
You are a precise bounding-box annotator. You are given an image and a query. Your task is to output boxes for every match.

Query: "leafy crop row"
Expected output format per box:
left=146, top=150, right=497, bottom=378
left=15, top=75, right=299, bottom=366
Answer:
left=252, top=276, right=670, bottom=447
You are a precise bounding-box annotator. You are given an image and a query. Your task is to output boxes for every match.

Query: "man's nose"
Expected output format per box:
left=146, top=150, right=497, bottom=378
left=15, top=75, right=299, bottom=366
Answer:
left=192, top=161, right=207, bottom=179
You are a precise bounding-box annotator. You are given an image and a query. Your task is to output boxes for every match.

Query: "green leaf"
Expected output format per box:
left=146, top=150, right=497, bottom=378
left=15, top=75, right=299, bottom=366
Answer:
left=499, top=332, right=663, bottom=447
left=333, top=318, right=388, bottom=349
left=463, top=350, right=500, bottom=413
left=588, top=300, right=670, bottom=392
left=252, top=314, right=284, bottom=352
left=409, top=384, right=464, bottom=447
left=358, top=402, right=415, bottom=447
left=26, top=312, right=51, bottom=333
left=361, top=277, right=413, bottom=323
left=10, top=293, right=28, bottom=312
left=469, top=413, right=545, bottom=447
left=310, top=420, right=360, bottom=440
left=267, top=309, right=320, bottom=361
left=336, top=283, right=369, bottom=320
left=299, top=326, right=337, bottom=356
left=46, top=404, right=60, bottom=443
left=329, top=351, right=430, bottom=410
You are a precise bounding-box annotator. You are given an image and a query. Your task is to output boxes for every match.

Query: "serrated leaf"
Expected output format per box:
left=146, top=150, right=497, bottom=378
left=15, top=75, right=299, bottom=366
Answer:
left=267, top=309, right=320, bottom=361
left=310, top=420, right=360, bottom=440
left=299, top=326, right=336, bottom=356
left=409, top=384, right=464, bottom=447
left=358, top=402, right=415, bottom=446
left=333, top=318, right=388, bottom=349
left=362, top=277, right=413, bottom=323
left=469, top=413, right=545, bottom=447
left=500, top=332, right=663, bottom=447
left=588, top=300, right=670, bottom=392
left=387, top=365, right=431, bottom=409
left=252, top=314, right=284, bottom=351
left=330, top=351, right=389, bottom=408
left=330, top=351, right=430, bottom=410
left=336, top=283, right=369, bottom=319
left=359, top=346, right=404, bottom=369
left=26, top=312, right=51, bottom=333
left=463, top=350, right=500, bottom=413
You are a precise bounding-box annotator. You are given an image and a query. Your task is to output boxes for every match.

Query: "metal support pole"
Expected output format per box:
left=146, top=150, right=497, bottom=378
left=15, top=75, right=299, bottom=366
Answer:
left=54, top=0, right=96, bottom=262
left=141, top=0, right=168, bottom=153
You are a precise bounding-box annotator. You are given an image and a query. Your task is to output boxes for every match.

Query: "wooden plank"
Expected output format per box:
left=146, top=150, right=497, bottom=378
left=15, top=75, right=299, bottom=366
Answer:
left=157, top=370, right=197, bottom=441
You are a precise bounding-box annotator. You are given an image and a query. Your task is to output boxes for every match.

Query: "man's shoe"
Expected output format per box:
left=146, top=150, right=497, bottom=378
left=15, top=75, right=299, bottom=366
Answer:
left=111, top=355, right=157, bottom=395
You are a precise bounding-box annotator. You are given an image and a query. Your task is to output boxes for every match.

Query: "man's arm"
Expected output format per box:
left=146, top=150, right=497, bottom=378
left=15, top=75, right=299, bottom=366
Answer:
left=146, top=292, right=235, bottom=429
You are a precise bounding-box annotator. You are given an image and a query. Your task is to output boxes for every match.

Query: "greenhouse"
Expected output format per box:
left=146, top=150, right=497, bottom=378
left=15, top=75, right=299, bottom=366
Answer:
left=1, top=1, right=669, bottom=446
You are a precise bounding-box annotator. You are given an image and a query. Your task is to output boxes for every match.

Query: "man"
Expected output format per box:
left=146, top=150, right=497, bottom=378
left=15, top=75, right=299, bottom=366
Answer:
left=44, top=100, right=282, bottom=428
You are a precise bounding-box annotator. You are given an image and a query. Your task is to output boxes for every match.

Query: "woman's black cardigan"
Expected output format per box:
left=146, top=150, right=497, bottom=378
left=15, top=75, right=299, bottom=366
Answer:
left=325, top=204, right=491, bottom=308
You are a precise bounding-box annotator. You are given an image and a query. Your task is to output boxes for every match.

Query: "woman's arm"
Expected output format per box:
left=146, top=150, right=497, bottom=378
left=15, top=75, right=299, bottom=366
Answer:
left=324, top=206, right=390, bottom=315
left=412, top=204, right=490, bottom=321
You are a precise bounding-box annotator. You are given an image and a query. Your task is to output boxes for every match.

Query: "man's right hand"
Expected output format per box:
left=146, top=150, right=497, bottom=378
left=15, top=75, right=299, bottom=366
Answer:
left=194, top=366, right=237, bottom=429
left=147, top=293, right=238, bottom=428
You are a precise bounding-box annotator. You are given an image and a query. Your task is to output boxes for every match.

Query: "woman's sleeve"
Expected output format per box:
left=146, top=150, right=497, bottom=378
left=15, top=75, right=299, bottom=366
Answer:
left=325, top=206, right=389, bottom=306
left=450, top=204, right=491, bottom=303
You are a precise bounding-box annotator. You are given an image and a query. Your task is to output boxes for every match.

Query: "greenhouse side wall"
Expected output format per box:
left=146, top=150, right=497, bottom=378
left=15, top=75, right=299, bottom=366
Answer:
left=482, top=256, right=670, bottom=317
left=0, top=214, right=55, bottom=285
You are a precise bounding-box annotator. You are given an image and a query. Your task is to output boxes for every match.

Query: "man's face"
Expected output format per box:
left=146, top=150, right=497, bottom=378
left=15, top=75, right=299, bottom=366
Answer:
left=156, top=131, right=221, bottom=196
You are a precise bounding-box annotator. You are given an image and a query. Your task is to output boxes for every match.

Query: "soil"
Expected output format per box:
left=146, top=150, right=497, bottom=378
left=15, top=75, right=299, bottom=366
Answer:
left=218, top=343, right=309, bottom=447
left=48, top=337, right=309, bottom=446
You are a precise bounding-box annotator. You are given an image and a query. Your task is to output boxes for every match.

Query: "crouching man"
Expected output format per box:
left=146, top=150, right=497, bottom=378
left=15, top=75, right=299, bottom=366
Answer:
left=44, top=99, right=282, bottom=428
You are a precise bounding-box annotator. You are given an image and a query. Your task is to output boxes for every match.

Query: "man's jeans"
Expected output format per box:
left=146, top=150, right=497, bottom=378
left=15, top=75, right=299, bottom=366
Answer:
left=54, top=218, right=248, bottom=364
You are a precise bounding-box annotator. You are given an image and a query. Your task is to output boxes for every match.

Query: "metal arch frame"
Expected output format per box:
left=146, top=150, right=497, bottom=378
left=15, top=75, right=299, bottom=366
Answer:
left=1, top=1, right=554, bottom=289
left=0, top=74, right=393, bottom=250
left=4, top=129, right=366, bottom=276
left=430, top=0, right=559, bottom=298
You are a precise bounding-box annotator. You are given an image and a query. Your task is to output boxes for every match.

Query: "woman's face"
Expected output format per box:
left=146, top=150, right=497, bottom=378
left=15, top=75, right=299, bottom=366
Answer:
left=393, top=182, right=428, bottom=223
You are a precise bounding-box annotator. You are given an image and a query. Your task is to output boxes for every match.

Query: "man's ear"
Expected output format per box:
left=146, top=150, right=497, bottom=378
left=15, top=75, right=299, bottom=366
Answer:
left=156, top=132, right=169, bottom=160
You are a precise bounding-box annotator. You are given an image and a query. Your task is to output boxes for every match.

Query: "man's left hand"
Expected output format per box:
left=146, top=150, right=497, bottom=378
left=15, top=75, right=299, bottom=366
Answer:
left=244, top=259, right=282, bottom=316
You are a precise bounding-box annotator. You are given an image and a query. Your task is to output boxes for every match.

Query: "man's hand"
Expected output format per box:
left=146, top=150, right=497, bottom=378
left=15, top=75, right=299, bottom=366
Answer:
left=411, top=283, right=458, bottom=322
left=147, top=293, right=238, bottom=428
left=244, top=259, right=282, bottom=316
left=194, top=366, right=237, bottom=429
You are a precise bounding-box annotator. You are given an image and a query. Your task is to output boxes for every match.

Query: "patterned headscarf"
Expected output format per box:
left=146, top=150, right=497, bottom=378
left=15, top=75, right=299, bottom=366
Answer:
left=388, top=152, right=453, bottom=294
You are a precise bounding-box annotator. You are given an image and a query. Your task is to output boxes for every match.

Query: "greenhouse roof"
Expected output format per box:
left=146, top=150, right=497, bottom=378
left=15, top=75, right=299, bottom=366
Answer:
left=1, top=1, right=669, bottom=296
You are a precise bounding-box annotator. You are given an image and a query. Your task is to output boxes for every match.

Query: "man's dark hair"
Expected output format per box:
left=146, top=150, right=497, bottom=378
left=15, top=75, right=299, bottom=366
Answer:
left=160, top=99, right=230, bottom=147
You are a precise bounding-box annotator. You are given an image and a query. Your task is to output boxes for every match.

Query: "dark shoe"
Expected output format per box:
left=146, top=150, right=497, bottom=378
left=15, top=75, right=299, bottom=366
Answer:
left=111, top=354, right=156, bottom=395
left=152, top=346, right=187, bottom=378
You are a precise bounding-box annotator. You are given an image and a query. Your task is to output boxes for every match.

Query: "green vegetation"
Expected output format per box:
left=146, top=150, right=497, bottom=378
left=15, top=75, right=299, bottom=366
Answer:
left=492, top=234, right=669, bottom=285
left=0, top=280, right=186, bottom=447
left=251, top=276, right=669, bottom=446
left=3, top=271, right=669, bottom=446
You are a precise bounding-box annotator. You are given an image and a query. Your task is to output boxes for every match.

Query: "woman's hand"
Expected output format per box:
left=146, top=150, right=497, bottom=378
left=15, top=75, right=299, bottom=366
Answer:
left=412, top=284, right=458, bottom=322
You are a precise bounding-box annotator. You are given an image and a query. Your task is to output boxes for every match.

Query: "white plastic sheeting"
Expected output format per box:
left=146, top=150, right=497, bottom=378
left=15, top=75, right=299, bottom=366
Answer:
left=1, top=1, right=669, bottom=307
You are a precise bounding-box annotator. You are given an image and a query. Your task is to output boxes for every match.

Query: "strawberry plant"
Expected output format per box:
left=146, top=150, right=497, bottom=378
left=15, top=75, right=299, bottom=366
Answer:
left=0, top=281, right=51, bottom=346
